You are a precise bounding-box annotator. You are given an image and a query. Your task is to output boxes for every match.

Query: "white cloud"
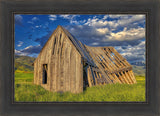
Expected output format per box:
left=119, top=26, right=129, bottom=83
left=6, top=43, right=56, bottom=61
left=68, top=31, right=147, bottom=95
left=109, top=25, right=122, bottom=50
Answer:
left=27, top=17, right=39, bottom=24
left=103, top=15, right=108, bottom=20
left=35, top=25, right=42, bottom=28
left=84, top=17, right=118, bottom=28
left=108, top=15, right=124, bottom=18
left=15, top=45, right=42, bottom=56
left=32, top=17, right=39, bottom=21
left=17, top=41, right=23, bottom=47
left=84, top=14, right=145, bottom=30
left=15, top=15, right=23, bottom=25
left=15, top=49, right=28, bottom=56
left=116, top=15, right=145, bottom=26
left=48, top=15, right=57, bottom=21
left=59, top=15, right=71, bottom=19
left=96, top=28, right=109, bottom=34
left=85, top=17, right=107, bottom=27
left=91, top=42, right=99, bottom=45
left=15, top=15, right=23, bottom=21
left=59, top=15, right=79, bottom=19
left=105, top=27, right=145, bottom=41
left=115, top=41, right=145, bottom=62
left=59, top=15, right=81, bottom=24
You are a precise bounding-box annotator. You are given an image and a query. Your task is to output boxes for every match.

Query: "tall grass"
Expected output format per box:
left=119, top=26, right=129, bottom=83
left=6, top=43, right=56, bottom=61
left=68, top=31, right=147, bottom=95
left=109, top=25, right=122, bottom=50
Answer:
left=14, top=72, right=145, bottom=102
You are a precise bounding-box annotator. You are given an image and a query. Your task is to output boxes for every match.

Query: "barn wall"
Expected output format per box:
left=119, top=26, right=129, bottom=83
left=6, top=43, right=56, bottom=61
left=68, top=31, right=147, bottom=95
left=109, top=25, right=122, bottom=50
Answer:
left=50, top=30, right=83, bottom=93
left=34, top=27, right=83, bottom=93
left=34, top=30, right=56, bottom=91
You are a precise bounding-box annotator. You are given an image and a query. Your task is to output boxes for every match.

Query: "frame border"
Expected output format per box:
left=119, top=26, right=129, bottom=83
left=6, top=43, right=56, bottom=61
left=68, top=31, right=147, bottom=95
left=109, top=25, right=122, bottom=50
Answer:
left=0, top=0, right=159, bottom=116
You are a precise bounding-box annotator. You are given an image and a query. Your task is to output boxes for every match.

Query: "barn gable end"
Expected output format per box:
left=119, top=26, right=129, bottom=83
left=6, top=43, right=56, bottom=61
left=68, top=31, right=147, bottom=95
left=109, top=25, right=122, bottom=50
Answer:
left=34, top=25, right=137, bottom=93
left=34, top=26, right=83, bottom=93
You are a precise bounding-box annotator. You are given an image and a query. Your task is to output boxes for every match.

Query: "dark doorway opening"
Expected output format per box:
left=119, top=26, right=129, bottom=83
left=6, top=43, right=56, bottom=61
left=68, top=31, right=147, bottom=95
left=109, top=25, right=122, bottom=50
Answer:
left=42, top=64, right=48, bottom=84
left=83, top=69, right=89, bottom=90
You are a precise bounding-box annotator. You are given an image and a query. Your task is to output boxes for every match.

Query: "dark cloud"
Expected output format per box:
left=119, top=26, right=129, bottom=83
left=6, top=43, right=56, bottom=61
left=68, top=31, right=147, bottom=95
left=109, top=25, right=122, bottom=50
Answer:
left=34, top=31, right=53, bottom=46
left=64, top=25, right=145, bottom=48
left=125, top=55, right=145, bottom=63
left=98, top=39, right=143, bottom=47
left=114, top=41, right=145, bottom=63
left=65, top=25, right=109, bottom=45
left=15, top=45, right=42, bottom=56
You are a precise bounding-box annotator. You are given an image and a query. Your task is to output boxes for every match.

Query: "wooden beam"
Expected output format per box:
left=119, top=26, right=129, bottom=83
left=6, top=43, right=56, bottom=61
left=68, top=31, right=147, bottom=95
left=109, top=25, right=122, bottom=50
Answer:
left=86, top=66, right=94, bottom=87
left=85, top=46, right=113, bottom=84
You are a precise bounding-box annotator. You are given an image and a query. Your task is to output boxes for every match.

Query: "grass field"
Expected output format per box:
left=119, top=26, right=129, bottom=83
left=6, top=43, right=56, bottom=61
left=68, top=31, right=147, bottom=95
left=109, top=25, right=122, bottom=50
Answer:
left=14, top=72, right=146, bottom=102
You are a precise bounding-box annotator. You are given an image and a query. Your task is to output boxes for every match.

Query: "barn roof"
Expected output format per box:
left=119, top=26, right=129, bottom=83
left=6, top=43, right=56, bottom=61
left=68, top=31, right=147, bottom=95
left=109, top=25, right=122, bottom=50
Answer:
left=59, top=26, right=96, bottom=66
left=34, top=25, right=96, bottom=66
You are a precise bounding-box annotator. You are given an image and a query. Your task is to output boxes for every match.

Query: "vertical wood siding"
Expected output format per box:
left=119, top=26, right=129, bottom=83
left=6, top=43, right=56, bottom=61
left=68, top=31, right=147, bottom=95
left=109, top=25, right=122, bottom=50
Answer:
left=34, top=27, right=83, bottom=93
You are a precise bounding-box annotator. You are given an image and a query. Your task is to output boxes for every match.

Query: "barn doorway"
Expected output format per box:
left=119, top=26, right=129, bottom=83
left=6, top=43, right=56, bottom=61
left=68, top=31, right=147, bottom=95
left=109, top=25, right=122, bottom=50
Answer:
left=42, top=64, right=48, bottom=84
left=83, top=69, right=89, bottom=90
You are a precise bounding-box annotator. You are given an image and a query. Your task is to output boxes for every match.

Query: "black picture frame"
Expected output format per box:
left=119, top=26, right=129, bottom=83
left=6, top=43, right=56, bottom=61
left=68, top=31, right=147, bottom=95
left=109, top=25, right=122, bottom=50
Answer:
left=0, top=0, right=159, bottom=116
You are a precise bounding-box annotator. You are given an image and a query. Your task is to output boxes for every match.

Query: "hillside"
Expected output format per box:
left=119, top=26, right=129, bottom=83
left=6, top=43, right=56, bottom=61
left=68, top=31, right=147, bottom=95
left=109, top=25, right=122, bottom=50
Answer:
left=15, top=55, right=145, bottom=76
left=132, top=65, right=145, bottom=76
left=15, top=55, right=35, bottom=72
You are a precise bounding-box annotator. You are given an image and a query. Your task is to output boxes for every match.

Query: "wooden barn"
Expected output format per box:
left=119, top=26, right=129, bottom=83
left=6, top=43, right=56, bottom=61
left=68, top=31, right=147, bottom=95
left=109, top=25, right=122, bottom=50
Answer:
left=33, top=25, right=137, bottom=93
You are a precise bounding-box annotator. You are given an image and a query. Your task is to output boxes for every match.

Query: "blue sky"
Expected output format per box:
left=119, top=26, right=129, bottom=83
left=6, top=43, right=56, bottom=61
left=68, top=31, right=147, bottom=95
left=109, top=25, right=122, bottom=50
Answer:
left=15, top=14, right=145, bottom=63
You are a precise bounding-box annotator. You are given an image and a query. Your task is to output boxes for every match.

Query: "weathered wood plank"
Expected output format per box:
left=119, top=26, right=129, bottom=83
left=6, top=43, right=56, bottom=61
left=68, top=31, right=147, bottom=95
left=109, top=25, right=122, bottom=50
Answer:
left=79, top=56, right=83, bottom=93
left=86, top=66, right=94, bottom=87
left=129, top=70, right=137, bottom=83
left=86, top=46, right=113, bottom=84
left=70, top=48, right=76, bottom=93
left=125, top=71, right=134, bottom=84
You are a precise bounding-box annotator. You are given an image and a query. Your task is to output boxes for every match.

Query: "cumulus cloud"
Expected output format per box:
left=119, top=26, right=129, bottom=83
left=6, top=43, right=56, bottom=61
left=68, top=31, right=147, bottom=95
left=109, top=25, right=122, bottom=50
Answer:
left=105, top=27, right=145, bottom=41
left=63, top=14, right=146, bottom=63
left=115, top=41, right=145, bottom=63
left=66, top=25, right=108, bottom=45
left=15, top=15, right=23, bottom=26
left=102, top=15, right=109, bottom=20
left=66, top=24, right=145, bottom=47
left=15, top=49, right=28, bottom=56
left=23, top=14, right=145, bottom=63
left=59, top=15, right=79, bottom=19
left=84, top=14, right=145, bottom=30
left=116, top=15, right=145, bottom=27
left=48, top=15, right=57, bottom=21
left=84, top=17, right=118, bottom=28
left=108, top=15, right=124, bottom=18
left=96, top=28, right=109, bottom=34
left=59, top=15, right=81, bottom=24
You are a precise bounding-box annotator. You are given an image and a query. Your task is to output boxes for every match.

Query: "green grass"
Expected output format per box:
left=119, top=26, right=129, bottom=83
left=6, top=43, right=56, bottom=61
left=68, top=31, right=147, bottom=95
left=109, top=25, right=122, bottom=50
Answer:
left=14, top=72, right=145, bottom=102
